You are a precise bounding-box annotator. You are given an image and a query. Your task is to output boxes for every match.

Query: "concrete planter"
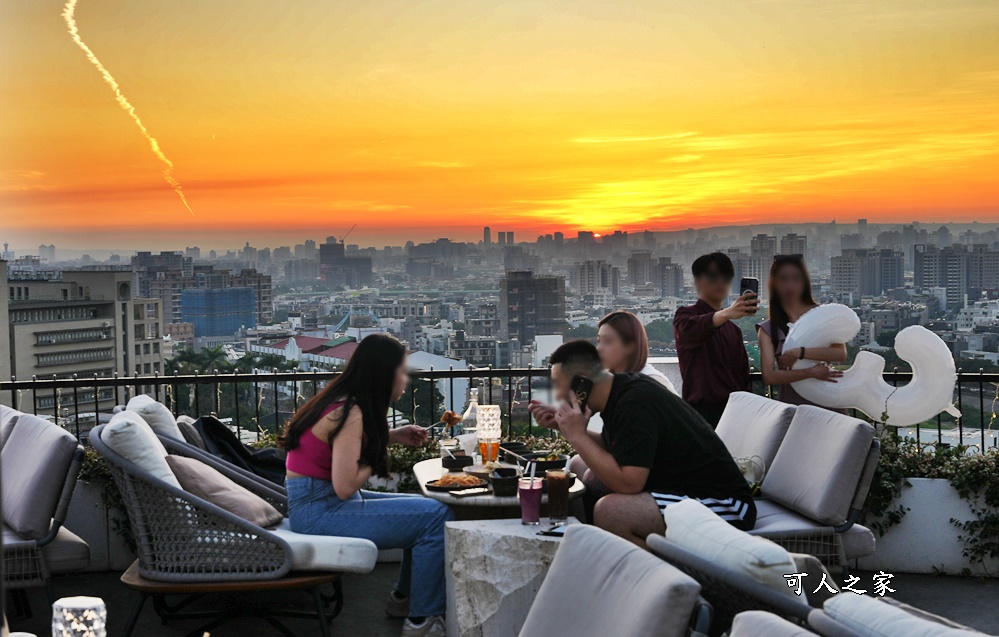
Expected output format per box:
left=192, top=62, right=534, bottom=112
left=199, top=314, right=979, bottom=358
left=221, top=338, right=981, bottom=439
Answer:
left=64, top=481, right=136, bottom=572
left=856, top=477, right=999, bottom=577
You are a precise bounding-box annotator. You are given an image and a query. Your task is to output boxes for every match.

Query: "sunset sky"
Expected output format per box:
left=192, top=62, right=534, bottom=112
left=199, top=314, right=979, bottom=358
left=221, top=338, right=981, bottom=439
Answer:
left=2, top=0, right=998, bottom=251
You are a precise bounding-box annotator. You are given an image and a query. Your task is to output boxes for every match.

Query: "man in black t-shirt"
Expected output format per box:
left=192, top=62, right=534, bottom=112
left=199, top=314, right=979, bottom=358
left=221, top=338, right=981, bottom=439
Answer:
left=532, top=340, right=755, bottom=548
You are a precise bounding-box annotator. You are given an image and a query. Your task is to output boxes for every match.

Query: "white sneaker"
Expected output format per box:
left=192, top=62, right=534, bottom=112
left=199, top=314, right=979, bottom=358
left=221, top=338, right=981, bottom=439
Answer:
left=401, top=616, right=446, bottom=637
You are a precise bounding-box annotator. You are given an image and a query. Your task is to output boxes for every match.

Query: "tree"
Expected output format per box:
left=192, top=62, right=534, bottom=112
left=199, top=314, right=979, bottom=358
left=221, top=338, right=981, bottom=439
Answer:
left=644, top=319, right=674, bottom=343
left=565, top=324, right=598, bottom=339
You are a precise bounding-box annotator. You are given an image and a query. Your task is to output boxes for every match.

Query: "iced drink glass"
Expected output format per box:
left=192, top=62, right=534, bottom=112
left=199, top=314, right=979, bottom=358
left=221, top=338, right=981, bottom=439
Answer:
left=519, top=477, right=543, bottom=525
left=546, top=469, right=570, bottom=525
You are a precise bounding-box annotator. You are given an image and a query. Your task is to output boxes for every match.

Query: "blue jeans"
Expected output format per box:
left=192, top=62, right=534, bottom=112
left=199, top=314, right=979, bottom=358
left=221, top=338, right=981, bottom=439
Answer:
left=286, top=477, right=455, bottom=617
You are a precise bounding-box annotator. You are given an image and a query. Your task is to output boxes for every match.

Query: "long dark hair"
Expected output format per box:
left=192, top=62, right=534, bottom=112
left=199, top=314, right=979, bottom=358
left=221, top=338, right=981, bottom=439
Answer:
left=281, top=333, right=406, bottom=478
left=767, top=255, right=816, bottom=344
left=598, top=310, right=649, bottom=372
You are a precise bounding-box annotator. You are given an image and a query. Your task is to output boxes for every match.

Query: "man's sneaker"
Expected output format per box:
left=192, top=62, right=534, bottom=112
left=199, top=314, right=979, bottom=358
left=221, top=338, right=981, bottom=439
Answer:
left=385, top=590, right=409, bottom=618
left=401, top=616, right=446, bottom=637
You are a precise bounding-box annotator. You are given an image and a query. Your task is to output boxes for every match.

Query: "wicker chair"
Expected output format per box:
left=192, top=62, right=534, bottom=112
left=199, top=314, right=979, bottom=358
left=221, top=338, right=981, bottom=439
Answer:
left=90, top=423, right=376, bottom=637
left=2, top=411, right=88, bottom=617
left=647, top=536, right=863, bottom=637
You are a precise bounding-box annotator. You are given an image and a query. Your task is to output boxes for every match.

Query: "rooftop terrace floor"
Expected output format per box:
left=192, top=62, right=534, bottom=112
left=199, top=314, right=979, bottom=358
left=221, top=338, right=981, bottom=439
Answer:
left=9, top=566, right=999, bottom=636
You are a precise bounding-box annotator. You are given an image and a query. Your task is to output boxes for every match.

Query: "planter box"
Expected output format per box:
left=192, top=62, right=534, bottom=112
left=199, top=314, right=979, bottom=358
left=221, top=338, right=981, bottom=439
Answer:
left=857, top=478, right=999, bottom=577
left=64, top=481, right=136, bottom=572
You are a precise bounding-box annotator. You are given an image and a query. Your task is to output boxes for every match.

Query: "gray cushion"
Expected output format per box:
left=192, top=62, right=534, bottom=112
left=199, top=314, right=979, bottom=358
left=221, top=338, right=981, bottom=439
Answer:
left=127, top=395, right=184, bottom=440
left=749, top=500, right=876, bottom=560
left=761, top=406, right=874, bottom=526
left=731, top=611, right=814, bottom=636
left=0, top=405, right=19, bottom=449
left=518, top=525, right=701, bottom=637
left=790, top=553, right=839, bottom=608
left=824, top=593, right=983, bottom=636
left=176, top=415, right=207, bottom=450
left=716, top=392, right=796, bottom=472
left=1, top=414, right=78, bottom=539
left=41, top=526, right=91, bottom=573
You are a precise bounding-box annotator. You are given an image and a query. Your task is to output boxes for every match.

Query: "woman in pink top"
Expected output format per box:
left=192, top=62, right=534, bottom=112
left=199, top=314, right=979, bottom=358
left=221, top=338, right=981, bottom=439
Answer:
left=284, top=334, right=453, bottom=637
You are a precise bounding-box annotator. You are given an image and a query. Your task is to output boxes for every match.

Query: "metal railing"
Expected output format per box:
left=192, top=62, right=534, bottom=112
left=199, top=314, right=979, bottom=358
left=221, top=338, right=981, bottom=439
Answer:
left=1, top=368, right=996, bottom=450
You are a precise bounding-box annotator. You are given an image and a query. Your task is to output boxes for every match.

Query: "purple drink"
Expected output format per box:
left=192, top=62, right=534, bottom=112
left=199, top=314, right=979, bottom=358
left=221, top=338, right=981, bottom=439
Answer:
left=519, top=477, right=543, bottom=525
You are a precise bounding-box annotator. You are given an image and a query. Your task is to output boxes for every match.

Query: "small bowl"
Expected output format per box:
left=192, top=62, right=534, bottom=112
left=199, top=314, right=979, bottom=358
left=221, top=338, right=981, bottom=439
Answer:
left=491, top=470, right=520, bottom=497
left=442, top=455, right=474, bottom=472
left=519, top=452, right=570, bottom=473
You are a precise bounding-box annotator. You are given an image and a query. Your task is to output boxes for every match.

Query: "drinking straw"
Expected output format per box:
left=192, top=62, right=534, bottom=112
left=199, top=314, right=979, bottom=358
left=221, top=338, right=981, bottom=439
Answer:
left=529, top=461, right=536, bottom=481
left=442, top=444, right=455, bottom=459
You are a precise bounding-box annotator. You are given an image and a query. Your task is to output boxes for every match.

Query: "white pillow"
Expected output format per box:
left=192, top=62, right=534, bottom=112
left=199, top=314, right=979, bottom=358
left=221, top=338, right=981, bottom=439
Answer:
left=824, top=594, right=980, bottom=637
left=127, top=394, right=183, bottom=440
left=101, top=411, right=182, bottom=488
left=664, top=498, right=802, bottom=602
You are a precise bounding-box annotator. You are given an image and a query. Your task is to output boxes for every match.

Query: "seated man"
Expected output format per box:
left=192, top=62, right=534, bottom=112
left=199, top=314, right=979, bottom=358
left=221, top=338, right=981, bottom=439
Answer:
left=535, top=340, right=755, bottom=548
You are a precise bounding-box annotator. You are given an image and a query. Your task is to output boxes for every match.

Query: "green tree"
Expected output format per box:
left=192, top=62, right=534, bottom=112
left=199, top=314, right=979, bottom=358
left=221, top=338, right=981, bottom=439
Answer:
left=645, top=319, right=674, bottom=343
left=565, top=324, right=598, bottom=339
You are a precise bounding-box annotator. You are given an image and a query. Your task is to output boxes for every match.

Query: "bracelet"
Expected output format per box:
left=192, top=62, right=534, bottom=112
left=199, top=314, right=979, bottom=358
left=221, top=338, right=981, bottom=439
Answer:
left=799, top=346, right=806, bottom=360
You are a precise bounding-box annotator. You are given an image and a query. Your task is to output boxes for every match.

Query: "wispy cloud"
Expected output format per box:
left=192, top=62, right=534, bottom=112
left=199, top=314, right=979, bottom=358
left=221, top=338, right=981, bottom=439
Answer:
left=572, top=132, right=698, bottom=144
left=416, top=160, right=466, bottom=168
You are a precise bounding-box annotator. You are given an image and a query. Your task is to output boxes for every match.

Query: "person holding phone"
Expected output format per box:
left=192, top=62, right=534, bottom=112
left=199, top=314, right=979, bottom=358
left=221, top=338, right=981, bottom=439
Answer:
left=757, top=255, right=847, bottom=411
left=673, top=252, right=755, bottom=428
left=530, top=340, right=755, bottom=548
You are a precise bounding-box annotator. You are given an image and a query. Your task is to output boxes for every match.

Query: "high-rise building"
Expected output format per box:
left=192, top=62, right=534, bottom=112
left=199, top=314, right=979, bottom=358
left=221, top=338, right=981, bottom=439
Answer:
left=38, top=244, right=56, bottom=262
left=319, top=242, right=372, bottom=287
left=553, top=232, right=564, bottom=247
left=185, top=246, right=201, bottom=260
left=505, top=231, right=515, bottom=245
left=832, top=249, right=905, bottom=298
left=656, top=257, right=685, bottom=298
left=499, top=271, right=567, bottom=344
left=750, top=234, right=778, bottom=260
left=841, top=233, right=863, bottom=251
left=780, top=233, right=808, bottom=260
left=570, top=260, right=620, bottom=299
left=497, top=233, right=507, bottom=247
left=483, top=227, right=491, bottom=246
left=627, top=252, right=655, bottom=285
left=181, top=287, right=257, bottom=337
left=230, top=268, right=273, bottom=324
left=0, top=260, right=9, bottom=381
left=915, top=244, right=999, bottom=309
left=4, top=268, right=164, bottom=414
left=733, top=254, right=772, bottom=299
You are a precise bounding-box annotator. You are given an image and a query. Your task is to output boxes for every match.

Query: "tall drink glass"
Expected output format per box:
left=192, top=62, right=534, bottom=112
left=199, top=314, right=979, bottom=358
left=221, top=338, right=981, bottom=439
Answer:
left=518, top=477, right=543, bottom=525
left=546, top=470, right=570, bottom=525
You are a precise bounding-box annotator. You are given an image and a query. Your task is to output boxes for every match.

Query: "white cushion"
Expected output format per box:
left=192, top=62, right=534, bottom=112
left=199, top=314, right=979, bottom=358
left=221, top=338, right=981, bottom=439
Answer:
left=749, top=499, right=876, bottom=560
left=127, top=394, right=183, bottom=440
left=100, top=411, right=181, bottom=489
left=824, top=593, right=981, bottom=637
left=271, top=519, right=378, bottom=574
left=731, top=611, right=814, bottom=636
left=716, top=392, right=796, bottom=474
left=664, top=498, right=802, bottom=602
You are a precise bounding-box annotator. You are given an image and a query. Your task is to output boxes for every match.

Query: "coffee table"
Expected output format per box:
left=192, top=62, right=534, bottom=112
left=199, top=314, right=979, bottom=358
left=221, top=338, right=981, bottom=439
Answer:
left=413, top=458, right=585, bottom=520
left=444, top=518, right=581, bottom=637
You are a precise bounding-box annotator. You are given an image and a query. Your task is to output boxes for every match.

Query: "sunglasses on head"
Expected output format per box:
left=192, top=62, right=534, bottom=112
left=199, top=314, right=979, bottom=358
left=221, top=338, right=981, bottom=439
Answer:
left=774, top=254, right=804, bottom=264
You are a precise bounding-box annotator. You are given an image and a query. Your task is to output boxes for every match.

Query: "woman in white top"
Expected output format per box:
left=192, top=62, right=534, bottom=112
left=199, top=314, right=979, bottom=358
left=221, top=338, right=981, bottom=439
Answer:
left=596, top=310, right=677, bottom=394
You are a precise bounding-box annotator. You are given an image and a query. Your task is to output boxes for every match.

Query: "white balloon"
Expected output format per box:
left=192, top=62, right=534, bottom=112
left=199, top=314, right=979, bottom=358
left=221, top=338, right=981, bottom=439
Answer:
left=782, top=304, right=961, bottom=427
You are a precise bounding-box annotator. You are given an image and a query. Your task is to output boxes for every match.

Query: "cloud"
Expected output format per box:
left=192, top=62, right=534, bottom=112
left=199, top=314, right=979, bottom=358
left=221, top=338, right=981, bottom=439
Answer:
left=416, top=161, right=466, bottom=168
left=571, top=132, right=699, bottom=144
left=661, top=154, right=703, bottom=163
left=0, top=170, right=50, bottom=192
left=327, top=200, right=411, bottom=212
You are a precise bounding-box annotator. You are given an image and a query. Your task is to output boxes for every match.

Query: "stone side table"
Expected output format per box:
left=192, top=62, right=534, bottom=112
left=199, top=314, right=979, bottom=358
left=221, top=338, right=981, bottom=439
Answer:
left=445, top=518, right=580, bottom=637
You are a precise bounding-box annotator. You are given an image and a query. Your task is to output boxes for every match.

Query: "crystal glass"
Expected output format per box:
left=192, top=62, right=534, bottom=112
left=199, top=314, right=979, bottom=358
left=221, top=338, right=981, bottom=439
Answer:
left=476, top=404, right=502, bottom=440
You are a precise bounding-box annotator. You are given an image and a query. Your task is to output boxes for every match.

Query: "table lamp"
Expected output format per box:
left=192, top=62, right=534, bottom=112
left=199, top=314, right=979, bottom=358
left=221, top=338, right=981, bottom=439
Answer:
left=51, top=597, right=106, bottom=637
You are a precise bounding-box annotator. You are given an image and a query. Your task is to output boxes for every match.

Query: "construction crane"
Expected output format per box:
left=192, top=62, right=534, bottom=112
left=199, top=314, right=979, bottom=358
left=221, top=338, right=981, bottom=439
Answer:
left=332, top=224, right=357, bottom=245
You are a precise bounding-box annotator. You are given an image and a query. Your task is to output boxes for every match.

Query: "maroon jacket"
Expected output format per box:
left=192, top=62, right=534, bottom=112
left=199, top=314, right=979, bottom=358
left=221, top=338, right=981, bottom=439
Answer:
left=673, top=299, right=751, bottom=406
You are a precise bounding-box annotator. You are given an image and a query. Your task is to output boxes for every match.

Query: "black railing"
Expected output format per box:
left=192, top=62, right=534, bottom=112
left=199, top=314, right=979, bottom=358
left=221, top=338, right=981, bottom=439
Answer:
left=1, top=368, right=996, bottom=450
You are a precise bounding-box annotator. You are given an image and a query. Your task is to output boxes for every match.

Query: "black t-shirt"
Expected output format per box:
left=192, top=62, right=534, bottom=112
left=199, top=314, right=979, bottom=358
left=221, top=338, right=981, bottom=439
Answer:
left=600, top=373, right=752, bottom=501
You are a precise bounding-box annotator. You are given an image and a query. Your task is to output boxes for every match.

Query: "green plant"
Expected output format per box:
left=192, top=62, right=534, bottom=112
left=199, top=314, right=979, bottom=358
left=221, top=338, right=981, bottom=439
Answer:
left=861, top=435, right=999, bottom=572
left=78, top=448, right=136, bottom=552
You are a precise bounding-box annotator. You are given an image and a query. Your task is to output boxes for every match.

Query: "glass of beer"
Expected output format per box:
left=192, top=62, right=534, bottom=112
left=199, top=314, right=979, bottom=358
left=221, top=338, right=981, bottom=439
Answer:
left=518, top=477, right=543, bottom=525
left=478, top=439, right=500, bottom=463
left=476, top=405, right=502, bottom=464
left=546, top=469, right=570, bottom=526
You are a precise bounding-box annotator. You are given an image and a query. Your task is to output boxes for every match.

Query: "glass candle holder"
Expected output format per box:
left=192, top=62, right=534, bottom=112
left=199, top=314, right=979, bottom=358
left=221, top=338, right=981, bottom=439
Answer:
left=52, top=597, right=107, bottom=637
left=476, top=404, right=502, bottom=440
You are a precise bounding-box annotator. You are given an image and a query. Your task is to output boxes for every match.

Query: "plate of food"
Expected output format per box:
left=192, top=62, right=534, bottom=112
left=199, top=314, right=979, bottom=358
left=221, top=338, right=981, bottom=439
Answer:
left=462, top=460, right=509, bottom=480
left=425, top=474, right=489, bottom=492
left=517, top=452, right=570, bottom=472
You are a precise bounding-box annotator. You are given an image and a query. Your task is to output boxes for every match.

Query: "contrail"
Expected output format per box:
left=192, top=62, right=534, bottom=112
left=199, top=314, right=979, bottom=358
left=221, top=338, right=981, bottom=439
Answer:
left=62, top=0, right=194, bottom=215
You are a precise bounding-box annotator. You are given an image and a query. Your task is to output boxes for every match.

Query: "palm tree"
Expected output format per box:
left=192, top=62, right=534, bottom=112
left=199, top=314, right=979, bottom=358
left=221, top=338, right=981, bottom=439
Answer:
left=199, top=346, right=230, bottom=373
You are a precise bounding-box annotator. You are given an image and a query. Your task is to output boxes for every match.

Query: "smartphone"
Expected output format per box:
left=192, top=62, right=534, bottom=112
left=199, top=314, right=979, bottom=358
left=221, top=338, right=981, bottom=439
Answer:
left=570, top=375, right=593, bottom=413
left=537, top=525, right=568, bottom=537
left=451, top=487, right=491, bottom=498
left=740, top=277, right=760, bottom=297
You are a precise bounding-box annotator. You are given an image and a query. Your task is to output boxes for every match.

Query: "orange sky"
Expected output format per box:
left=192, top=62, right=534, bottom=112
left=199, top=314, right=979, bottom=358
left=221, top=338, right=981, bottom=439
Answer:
left=2, top=0, right=998, bottom=250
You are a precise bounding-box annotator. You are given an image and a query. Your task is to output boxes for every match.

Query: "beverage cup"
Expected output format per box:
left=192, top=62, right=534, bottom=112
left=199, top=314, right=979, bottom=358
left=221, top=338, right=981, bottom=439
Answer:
left=546, top=469, right=570, bottom=525
left=518, top=477, right=543, bottom=525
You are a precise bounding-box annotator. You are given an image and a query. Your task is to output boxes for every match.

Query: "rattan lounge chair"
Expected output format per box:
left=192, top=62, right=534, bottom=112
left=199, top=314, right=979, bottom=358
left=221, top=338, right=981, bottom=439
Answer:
left=2, top=409, right=88, bottom=617
left=90, top=422, right=377, bottom=637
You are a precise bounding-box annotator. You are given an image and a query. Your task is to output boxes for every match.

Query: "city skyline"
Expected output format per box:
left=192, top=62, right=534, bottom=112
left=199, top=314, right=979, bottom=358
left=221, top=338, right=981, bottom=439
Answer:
left=3, top=0, right=998, bottom=250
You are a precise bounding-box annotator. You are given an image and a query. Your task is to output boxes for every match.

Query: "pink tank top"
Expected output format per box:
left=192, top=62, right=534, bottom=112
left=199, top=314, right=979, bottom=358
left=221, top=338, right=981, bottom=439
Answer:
left=286, top=402, right=343, bottom=481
